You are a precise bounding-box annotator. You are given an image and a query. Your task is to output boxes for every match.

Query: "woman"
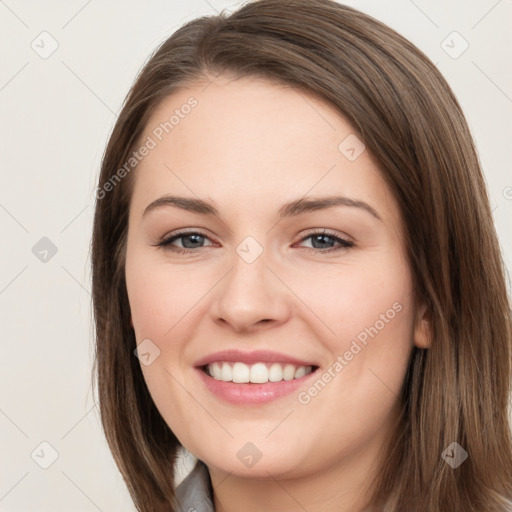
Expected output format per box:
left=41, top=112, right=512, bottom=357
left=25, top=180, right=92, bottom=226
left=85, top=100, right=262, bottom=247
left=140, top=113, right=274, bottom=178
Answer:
left=91, top=0, right=512, bottom=510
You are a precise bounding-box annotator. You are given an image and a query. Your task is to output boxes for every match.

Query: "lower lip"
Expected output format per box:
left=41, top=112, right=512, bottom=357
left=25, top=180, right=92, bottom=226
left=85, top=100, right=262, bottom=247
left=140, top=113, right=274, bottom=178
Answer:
left=196, top=367, right=318, bottom=405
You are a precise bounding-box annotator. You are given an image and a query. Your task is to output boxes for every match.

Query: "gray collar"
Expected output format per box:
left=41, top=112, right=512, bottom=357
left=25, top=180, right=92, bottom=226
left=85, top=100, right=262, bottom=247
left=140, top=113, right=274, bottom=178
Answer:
left=175, top=460, right=215, bottom=512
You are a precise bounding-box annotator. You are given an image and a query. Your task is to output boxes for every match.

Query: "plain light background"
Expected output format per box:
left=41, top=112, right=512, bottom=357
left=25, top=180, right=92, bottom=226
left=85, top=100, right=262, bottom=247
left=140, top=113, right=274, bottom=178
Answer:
left=1, top=0, right=511, bottom=510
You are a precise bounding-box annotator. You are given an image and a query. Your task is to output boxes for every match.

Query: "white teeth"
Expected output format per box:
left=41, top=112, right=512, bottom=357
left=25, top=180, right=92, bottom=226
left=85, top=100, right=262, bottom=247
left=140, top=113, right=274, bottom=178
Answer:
left=211, top=362, right=222, bottom=380
left=232, top=362, right=250, bottom=383
left=268, top=363, right=283, bottom=382
left=250, top=362, right=268, bottom=384
left=220, top=362, right=232, bottom=381
left=206, top=362, right=313, bottom=383
left=294, top=366, right=306, bottom=379
left=282, top=364, right=296, bottom=381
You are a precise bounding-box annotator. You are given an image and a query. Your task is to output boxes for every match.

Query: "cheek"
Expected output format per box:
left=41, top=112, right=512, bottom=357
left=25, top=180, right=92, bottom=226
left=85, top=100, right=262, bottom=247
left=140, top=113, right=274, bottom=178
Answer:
left=125, top=252, right=205, bottom=442
left=125, top=250, right=211, bottom=342
left=292, top=293, right=414, bottom=471
left=293, top=250, right=415, bottom=409
left=289, top=250, right=413, bottom=351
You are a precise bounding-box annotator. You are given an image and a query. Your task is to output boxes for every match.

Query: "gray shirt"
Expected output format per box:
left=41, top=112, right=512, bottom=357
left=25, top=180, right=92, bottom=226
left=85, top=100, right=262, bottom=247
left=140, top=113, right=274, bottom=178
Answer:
left=175, top=460, right=215, bottom=512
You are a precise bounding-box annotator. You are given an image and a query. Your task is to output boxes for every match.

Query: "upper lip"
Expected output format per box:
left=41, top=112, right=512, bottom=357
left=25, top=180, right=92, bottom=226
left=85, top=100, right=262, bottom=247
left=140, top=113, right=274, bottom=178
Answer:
left=194, top=349, right=318, bottom=368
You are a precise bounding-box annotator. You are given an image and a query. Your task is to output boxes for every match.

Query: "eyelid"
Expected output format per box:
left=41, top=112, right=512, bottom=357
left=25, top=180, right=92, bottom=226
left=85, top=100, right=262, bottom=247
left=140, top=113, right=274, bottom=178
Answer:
left=154, top=227, right=354, bottom=255
left=160, top=227, right=212, bottom=240
left=296, top=227, right=353, bottom=243
left=293, top=229, right=354, bottom=253
left=154, top=228, right=216, bottom=248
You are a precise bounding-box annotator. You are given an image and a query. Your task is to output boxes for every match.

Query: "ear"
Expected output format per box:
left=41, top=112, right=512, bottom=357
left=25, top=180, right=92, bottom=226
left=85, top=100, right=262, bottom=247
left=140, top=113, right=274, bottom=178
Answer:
left=413, top=300, right=432, bottom=349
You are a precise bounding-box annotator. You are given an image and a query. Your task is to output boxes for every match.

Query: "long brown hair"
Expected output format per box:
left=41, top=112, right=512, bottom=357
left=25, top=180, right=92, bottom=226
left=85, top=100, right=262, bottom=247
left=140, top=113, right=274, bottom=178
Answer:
left=91, top=1, right=512, bottom=510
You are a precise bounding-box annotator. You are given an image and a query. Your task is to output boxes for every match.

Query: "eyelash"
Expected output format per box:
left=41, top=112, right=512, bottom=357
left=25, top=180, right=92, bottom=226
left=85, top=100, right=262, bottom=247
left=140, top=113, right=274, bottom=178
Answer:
left=155, top=229, right=354, bottom=255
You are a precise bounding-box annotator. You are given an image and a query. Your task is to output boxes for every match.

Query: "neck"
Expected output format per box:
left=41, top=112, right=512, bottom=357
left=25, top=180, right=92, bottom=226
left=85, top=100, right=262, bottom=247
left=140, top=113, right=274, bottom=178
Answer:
left=208, top=436, right=386, bottom=512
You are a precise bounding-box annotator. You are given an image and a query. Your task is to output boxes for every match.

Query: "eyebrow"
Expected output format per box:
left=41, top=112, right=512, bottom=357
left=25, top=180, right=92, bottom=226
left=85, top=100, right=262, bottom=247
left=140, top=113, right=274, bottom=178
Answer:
left=143, top=194, right=382, bottom=221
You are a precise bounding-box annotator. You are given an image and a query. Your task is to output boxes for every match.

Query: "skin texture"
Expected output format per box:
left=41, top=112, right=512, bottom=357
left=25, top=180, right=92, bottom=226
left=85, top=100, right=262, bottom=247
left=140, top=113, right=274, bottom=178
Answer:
left=125, top=75, right=431, bottom=512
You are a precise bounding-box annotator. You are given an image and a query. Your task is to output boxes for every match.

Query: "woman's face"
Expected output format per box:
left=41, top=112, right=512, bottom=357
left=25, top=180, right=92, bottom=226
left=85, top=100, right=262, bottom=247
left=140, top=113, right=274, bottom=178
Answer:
left=125, top=75, right=429, bottom=480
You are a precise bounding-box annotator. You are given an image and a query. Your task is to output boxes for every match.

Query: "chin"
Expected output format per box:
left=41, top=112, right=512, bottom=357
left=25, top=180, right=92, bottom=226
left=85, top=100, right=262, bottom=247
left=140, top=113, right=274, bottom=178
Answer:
left=192, top=439, right=311, bottom=479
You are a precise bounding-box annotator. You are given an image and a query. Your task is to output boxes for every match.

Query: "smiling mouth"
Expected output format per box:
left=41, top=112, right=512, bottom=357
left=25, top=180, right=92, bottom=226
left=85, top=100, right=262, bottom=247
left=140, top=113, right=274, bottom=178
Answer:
left=201, top=361, right=319, bottom=384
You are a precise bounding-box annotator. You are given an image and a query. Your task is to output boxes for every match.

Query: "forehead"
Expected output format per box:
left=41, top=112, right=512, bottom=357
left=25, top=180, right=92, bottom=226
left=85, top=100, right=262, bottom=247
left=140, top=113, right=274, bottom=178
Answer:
left=130, top=76, right=399, bottom=225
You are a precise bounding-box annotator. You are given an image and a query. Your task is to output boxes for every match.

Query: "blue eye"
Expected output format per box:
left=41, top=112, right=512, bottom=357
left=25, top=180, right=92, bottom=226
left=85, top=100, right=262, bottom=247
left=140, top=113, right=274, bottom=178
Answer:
left=156, top=231, right=213, bottom=254
left=297, top=231, right=354, bottom=252
left=155, top=229, right=354, bottom=255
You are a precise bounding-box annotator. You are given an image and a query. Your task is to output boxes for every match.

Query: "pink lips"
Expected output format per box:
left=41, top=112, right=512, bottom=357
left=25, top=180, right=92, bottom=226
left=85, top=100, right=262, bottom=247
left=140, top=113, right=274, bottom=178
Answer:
left=194, top=349, right=319, bottom=405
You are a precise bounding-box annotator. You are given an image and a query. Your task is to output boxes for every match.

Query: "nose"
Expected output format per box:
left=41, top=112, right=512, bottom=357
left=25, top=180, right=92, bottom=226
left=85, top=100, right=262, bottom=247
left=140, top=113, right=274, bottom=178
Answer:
left=211, top=248, right=292, bottom=334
